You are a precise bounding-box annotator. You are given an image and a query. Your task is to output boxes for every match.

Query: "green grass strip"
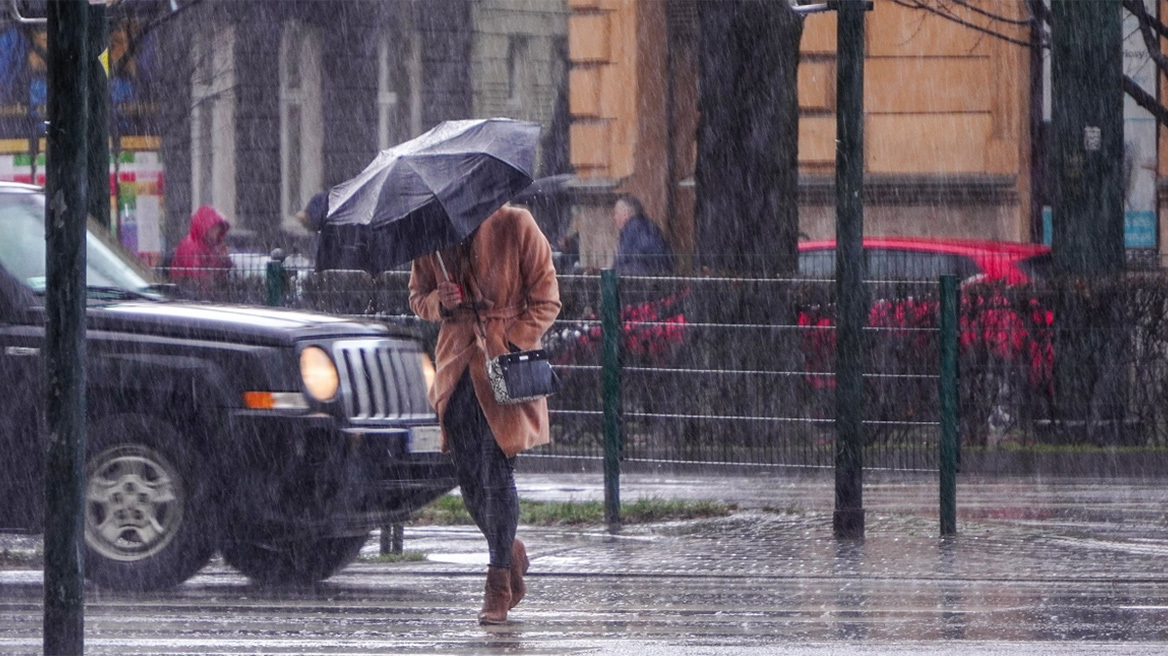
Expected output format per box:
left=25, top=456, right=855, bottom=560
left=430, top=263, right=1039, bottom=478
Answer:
left=412, top=494, right=736, bottom=527
left=359, top=550, right=427, bottom=563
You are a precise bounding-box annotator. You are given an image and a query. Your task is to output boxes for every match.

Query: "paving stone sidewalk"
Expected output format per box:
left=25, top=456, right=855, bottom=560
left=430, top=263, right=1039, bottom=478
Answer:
left=388, top=470, right=1168, bottom=584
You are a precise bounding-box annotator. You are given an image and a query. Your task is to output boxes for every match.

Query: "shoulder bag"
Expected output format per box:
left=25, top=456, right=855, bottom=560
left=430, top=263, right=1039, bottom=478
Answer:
left=486, top=342, right=561, bottom=405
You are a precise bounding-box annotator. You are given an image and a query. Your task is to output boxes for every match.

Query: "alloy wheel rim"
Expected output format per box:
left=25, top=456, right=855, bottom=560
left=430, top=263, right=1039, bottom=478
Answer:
left=84, top=446, right=184, bottom=562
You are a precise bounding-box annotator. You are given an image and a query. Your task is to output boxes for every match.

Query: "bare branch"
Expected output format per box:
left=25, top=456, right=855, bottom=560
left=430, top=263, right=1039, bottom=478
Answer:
left=898, top=0, right=1168, bottom=124
left=946, top=0, right=1032, bottom=27
left=110, top=0, right=206, bottom=78
left=1124, top=74, right=1168, bottom=128
left=888, top=0, right=1033, bottom=48
left=1122, top=0, right=1168, bottom=40
left=1122, top=0, right=1168, bottom=99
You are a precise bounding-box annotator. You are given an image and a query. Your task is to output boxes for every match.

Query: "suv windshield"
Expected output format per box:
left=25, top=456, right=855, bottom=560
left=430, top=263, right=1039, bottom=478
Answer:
left=0, top=191, right=156, bottom=296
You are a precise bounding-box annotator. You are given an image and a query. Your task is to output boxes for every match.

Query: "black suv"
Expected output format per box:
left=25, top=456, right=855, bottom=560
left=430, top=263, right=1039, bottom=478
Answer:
left=0, top=183, right=455, bottom=590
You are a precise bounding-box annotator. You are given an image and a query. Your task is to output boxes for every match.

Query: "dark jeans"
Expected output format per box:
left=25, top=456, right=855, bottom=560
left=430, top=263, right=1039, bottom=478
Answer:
left=445, top=371, right=518, bottom=569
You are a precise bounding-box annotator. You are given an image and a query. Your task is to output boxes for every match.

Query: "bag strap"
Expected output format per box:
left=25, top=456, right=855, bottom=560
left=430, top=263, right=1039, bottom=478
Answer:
left=436, top=240, right=489, bottom=342
left=462, top=262, right=495, bottom=353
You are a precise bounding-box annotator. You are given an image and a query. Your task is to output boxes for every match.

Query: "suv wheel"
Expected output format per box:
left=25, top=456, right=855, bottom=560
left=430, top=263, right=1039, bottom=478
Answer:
left=221, top=534, right=369, bottom=586
left=83, top=415, right=216, bottom=591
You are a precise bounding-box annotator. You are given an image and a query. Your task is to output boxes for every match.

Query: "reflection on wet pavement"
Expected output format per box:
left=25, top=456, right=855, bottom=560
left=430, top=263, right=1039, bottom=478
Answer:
left=3, top=473, right=1168, bottom=653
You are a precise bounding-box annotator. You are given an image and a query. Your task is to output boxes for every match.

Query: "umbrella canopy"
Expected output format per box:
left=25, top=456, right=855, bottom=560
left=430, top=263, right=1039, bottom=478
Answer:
left=322, top=118, right=541, bottom=271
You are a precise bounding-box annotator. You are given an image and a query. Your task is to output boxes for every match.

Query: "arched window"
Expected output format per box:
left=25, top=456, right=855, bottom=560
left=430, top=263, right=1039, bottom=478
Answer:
left=190, top=24, right=236, bottom=221
left=279, top=20, right=323, bottom=223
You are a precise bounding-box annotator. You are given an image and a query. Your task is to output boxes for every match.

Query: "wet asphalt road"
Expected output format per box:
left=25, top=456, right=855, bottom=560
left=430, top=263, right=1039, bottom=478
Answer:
left=4, top=471, right=1168, bottom=655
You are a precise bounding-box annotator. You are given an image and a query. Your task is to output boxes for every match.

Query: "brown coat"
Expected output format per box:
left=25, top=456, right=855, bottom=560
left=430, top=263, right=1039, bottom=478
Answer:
left=409, top=205, right=561, bottom=457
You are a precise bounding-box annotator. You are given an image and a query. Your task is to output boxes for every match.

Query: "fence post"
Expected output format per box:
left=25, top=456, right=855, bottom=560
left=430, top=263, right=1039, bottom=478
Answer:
left=266, top=249, right=286, bottom=307
left=833, top=0, right=868, bottom=541
left=380, top=522, right=404, bottom=555
left=601, top=269, right=622, bottom=533
left=939, top=274, right=960, bottom=536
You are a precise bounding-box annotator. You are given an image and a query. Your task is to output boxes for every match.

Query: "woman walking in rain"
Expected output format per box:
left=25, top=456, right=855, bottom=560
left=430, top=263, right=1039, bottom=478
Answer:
left=409, top=203, right=561, bottom=624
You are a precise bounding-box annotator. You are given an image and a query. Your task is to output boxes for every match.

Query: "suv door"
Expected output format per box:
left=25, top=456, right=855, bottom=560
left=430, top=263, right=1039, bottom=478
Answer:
left=0, top=272, right=44, bottom=529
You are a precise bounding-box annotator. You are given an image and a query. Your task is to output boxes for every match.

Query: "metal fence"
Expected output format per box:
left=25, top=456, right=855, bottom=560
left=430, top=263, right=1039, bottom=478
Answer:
left=156, top=257, right=1168, bottom=472
left=158, top=260, right=957, bottom=472
left=551, top=273, right=951, bottom=471
left=955, top=276, right=1168, bottom=450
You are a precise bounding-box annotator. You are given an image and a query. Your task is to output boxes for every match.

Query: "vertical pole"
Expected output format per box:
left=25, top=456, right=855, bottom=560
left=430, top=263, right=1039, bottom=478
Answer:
left=601, top=269, right=622, bottom=533
left=380, top=523, right=404, bottom=555
left=1026, top=0, right=1046, bottom=245
left=87, top=1, right=110, bottom=231
left=391, top=523, right=404, bottom=553
left=939, top=275, right=959, bottom=536
left=833, top=0, right=867, bottom=540
left=44, top=2, right=89, bottom=655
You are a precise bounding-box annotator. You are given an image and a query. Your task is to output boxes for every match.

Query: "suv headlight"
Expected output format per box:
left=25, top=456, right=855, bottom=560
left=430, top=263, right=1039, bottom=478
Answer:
left=300, top=346, right=340, bottom=401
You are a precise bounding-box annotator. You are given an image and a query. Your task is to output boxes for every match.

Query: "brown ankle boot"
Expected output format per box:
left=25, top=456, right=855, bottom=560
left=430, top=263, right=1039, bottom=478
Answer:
left=478, top=566, right=512, bottom=624
left=509, top=538, right=530, bottom=610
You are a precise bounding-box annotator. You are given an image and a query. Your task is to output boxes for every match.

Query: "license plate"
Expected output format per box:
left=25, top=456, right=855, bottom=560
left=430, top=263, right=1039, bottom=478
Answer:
left=408, top=425, right=443, bottom=453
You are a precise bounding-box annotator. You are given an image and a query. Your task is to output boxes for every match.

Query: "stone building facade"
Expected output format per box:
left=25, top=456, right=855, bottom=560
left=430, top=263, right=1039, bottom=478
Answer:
left=0, top=0, right=570, bottom=262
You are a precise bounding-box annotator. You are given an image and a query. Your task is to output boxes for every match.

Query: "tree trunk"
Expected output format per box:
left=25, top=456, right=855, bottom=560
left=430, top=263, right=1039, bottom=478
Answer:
left=1050, top=0, right=1124, bottom=276
left=1049, top=0, right=1126, bottom=443
left=695, top=1, right=802, bottom=276
left=688, top=2, right=806, bottom=484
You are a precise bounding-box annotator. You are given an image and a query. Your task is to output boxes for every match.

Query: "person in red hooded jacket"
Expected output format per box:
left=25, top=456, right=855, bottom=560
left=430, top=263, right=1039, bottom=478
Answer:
left=170, top=205, right=232, bottom=283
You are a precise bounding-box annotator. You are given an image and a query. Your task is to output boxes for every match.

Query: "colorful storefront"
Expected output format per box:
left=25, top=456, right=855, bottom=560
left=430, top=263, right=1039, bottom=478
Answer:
left=0, top=20, right=168, bottom=264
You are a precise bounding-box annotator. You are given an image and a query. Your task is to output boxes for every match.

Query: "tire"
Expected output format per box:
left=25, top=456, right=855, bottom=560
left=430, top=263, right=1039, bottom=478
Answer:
left=83, top=415, right=216, bottom=591
left=221, top=534, right=370, bottom=586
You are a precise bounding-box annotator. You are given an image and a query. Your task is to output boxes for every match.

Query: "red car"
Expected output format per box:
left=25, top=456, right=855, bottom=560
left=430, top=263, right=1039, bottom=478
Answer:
left=797, top=236, right=1051, bottom=284
left=797, top=237, right=1054, bottom=443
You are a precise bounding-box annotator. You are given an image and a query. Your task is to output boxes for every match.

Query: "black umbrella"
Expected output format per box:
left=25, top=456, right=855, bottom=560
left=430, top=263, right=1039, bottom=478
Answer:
left=510, top=173, right=575, bottom=246
left=321, top=118, right=541, bottom=272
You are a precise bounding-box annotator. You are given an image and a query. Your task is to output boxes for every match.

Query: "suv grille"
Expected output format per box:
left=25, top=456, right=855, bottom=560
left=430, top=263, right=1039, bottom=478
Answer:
left=332, top=339, right=433, bottom=422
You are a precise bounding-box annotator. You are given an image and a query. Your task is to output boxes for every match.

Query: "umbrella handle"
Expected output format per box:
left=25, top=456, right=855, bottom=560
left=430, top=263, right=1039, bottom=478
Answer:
left=434, top=251, right=465, bottom=306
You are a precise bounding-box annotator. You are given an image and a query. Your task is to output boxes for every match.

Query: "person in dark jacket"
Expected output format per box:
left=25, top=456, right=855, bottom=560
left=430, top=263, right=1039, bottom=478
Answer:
left=611, top=194, right=673, bottom=275
left=297, top=191, right=329, bottom=234
left=309, top=191, right=379, bottom=273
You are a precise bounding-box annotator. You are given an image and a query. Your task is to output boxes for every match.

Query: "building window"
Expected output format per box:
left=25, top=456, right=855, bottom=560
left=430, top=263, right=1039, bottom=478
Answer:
left=190, top=24, right=236, bottom=221
left=377, top=37, right=402, bottom=150
left=407, top=31, right=423, bottom=138
left=279, top=20, right=323, bottom=223
left=380, top=31, right=424, bottom=147
left=506, top=35, right=532, bottom=115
